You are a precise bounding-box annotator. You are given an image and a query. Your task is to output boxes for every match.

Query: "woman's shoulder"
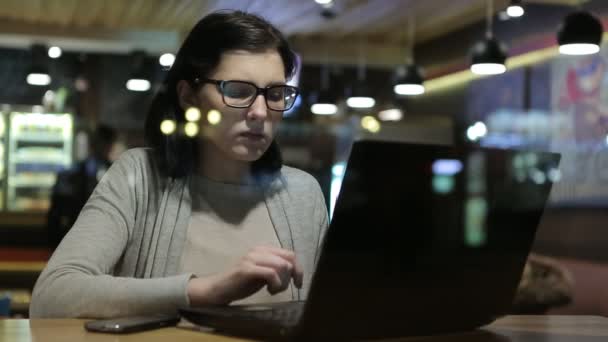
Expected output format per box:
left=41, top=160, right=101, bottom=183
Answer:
left=278, top=165, right=322, bottom=194
left=115, top=147, right=154, bottom=165
left=110, top=148, right=159, bottom=173
left=103, top=147, right=162, bottom=184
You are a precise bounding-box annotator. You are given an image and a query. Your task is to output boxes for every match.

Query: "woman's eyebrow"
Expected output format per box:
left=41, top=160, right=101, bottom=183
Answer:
left=266, top=81, right=288, bottom=87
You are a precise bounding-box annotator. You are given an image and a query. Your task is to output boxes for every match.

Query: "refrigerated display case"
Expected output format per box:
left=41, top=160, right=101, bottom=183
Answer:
left=7, top=111, right=73, bottom=212
left=0, top=112, right=5, bottom=210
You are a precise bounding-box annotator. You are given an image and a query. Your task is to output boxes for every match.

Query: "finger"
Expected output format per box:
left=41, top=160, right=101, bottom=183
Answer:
left=249, top=252, right=294, bottom=281
left=293, top=261, right=304, bottom=289
left=255, top=247, right=303, bottom=288
left=256, top=246, right=296, bottom=264
left=264, top=248, right=303, bottom=289
left=247, top=264, right=284, bottom=294
left=250, top=252, right=301, bottom=293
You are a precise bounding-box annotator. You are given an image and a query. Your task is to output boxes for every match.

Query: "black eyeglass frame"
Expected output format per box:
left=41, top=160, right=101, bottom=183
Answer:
left=193, top=78, right=300, bottom=112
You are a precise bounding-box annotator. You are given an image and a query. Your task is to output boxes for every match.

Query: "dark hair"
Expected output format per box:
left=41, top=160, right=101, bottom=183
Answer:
left=144, top=10, right=297, bottom=179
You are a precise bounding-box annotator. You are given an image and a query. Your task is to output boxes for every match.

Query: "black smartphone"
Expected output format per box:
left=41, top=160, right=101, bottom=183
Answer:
left=84, top=314, right=180, bottom=333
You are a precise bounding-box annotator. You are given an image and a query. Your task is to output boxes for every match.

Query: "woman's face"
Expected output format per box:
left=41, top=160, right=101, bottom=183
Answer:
left=193, top=49, right=286, bottom=163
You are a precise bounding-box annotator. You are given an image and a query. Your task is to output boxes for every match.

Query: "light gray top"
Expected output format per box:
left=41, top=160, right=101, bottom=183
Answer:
left=179, top=175, right=294, bottom=305
left=30, top=148, right=328, bottom=318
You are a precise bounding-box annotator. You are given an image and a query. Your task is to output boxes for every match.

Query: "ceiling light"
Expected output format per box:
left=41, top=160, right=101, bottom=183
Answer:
left=126, top=79, right=150, bottom=92
left=348, top=41, right=374, bottom=109
left=395, top=17, right=425, bottom=95
left=557, top=11, right=603, bottom=55
left=159, top=53, right=175, bottom=68
left=311, top=103, right=338, bottom=115
left=27, top=72, right=51, bottom=86
left=27, top=66, right=51, bottom=86
left=312, top=62, right=338, bottom=115
left=470, top=38, right=508, bottom=75
left=506, top=0, right=524, bottom=18
left=470, top=0, right=508, bottom=75
left=347, top=82, right=375, bottom=109
left=48, top=46, right=62, bottom=59
left=27, top=44, right=52, bottom=86
left=394, top=64, right=425, bottom=95
left=347, top=96, right=375, bottom=109
left=126, top=50, right=150, bottom=91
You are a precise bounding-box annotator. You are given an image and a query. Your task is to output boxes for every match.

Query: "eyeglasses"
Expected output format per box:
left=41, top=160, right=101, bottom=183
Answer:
left=194, top=78, right=299, bottom=112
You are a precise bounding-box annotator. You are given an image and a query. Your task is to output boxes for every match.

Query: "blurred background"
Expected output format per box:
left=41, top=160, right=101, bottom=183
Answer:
left=1, top=0, right=608, bottom=318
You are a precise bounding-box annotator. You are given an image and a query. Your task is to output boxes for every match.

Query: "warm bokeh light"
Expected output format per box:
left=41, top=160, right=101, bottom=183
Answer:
left=184, top=122, right=199, bottom=137
left=185, top=107, right=201, bottom=122
left=378, top=108, right=403, bottom=122
left=160, top=119, right=176, bottom=135
left=361, top=116, right=381, bottom=133
left=207, top=109, right=222, bottom=125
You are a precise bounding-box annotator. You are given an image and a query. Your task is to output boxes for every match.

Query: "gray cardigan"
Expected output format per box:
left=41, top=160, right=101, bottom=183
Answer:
left=30, top=148, right=328, bottom=318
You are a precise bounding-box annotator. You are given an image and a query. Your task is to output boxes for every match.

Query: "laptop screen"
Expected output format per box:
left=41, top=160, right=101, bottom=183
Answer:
left=303, top=141, right=560, bottom=336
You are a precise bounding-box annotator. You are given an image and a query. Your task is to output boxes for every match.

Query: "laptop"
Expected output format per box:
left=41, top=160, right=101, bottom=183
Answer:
left=180, top=140, right=560, bottom=340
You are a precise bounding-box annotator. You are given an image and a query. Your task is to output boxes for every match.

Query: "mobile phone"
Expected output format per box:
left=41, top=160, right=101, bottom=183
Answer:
left=84, top=314, right=180, bottom=333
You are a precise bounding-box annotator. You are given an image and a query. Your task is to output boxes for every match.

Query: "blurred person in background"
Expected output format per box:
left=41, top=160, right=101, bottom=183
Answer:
left=31, top=10, right=328, bottom=318
left=46, top=124, right=119, bottom=249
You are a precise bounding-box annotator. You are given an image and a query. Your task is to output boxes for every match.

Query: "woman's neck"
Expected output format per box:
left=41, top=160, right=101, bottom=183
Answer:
left=198, top=144, right=253, bottom=184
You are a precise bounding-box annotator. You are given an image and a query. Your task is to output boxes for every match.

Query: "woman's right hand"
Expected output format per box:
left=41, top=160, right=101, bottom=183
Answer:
left=186, top=246, right=303, bottom=306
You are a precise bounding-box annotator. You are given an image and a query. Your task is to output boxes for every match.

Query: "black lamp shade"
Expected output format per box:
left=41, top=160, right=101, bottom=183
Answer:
left=346, top=81, right=375, bottom=108
left=27, top=65, right=50, bottom=76
left=347, top=81, right=372, bottom=98
left=317, top=89, right=337, bottom=104
left=394, top=64, right=424, bottom=86
left=311, top=89, right=338, bottom=115
left=471, top=37, right=508, bottom=65
left=557, top=11, right=603, bottom=46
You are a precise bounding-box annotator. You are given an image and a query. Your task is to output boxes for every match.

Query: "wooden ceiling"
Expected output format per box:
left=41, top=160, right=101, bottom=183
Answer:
left=0, top=0, right=584, bottom=66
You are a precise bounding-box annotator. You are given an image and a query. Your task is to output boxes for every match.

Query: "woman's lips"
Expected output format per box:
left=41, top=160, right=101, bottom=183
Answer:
left=238, top=132, right=266, bottom=141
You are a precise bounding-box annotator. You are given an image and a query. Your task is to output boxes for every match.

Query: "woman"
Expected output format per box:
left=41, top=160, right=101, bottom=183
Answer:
left=30, top=10, right=328, bottom=318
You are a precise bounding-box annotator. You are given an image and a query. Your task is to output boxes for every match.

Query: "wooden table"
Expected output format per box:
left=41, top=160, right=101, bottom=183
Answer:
left=2, top=316, right=608, bottom=341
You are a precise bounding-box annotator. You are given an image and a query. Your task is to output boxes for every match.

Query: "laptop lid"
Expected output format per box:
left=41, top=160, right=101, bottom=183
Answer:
left=296, top=140, right=560, bottom=339
left=180, top=141, right=560, bottom=340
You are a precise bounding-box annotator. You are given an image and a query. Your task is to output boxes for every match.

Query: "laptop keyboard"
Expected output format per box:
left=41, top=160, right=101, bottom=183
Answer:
left=248, top=307, right=300, bottom=325
left=232, top=301, right=304, bottom=326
